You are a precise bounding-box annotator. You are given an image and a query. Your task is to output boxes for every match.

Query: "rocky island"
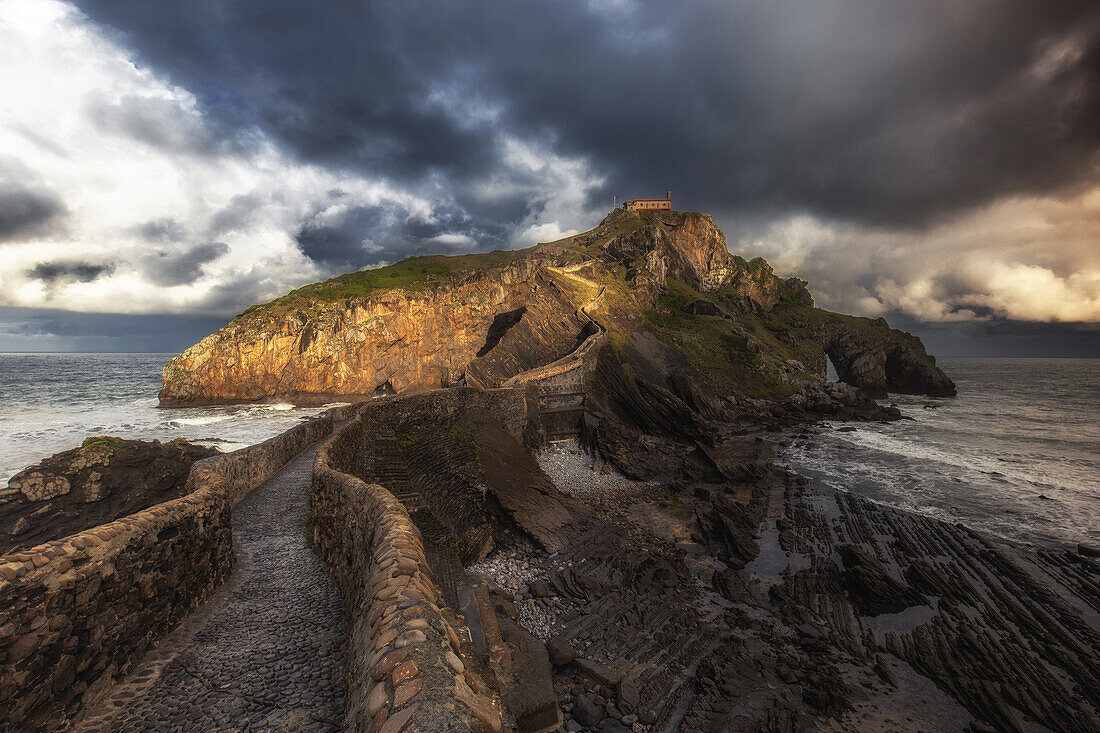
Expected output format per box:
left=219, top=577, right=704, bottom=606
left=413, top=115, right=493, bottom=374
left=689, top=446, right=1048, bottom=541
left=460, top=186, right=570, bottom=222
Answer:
left=2, top=209, right=1095, bottom=732
left=160, top=209, right=955, bottom=407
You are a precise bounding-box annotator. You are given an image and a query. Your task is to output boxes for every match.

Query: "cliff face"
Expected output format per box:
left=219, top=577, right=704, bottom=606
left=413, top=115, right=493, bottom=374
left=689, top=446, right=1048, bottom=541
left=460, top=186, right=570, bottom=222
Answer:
left=820, top=315, right=957, bottom=397
left=160, top=257, right=549, bottom=404
left=162, top=209, right=954, bottom=405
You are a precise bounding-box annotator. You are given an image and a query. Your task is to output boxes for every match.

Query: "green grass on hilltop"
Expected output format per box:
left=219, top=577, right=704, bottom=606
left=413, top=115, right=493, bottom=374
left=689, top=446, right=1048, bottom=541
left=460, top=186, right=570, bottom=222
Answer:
left=643, top=277, right=825, bottom=399
left=235, top=248, right=536, bottom=322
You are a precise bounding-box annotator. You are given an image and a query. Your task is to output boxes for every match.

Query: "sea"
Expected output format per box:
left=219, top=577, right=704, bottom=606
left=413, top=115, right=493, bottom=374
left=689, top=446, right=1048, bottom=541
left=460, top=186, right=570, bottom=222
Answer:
left=0, top=353, right=338, bottom=485
left=779, top=357, right=1100, bottom=549
left=0, top=354, right=1096, bottom=549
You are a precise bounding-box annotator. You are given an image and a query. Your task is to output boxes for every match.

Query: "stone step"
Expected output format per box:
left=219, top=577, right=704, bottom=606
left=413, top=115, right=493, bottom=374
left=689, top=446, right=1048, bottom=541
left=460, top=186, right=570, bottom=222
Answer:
left=539, top=403, right=584, bottom=414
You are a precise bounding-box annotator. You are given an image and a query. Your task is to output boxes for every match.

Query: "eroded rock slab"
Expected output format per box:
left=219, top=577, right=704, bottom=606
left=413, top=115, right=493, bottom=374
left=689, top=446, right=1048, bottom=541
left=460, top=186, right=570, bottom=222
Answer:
left=1, top=437, right=216, bottom=555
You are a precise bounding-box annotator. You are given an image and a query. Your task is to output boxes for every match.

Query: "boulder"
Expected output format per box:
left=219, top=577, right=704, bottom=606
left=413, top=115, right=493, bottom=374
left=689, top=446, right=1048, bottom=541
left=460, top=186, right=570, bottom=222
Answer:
left=546, top=635, right=576, bottom=667
left=1, top=437, right=217, bottom=555
left=572, top=693, right=603, bottom=727
left=617, top=678, right=640, bottom=713
left=497, top=617, right=561, bottom=733
left=1077, top=543, right=1100, bottom=558
left=576, top=658, right=621, bottom=687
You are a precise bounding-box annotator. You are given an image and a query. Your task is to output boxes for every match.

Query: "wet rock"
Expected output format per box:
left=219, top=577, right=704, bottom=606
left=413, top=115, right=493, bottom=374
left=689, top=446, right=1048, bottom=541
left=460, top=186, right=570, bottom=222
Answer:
left=838, top=544, right=924, bottom=616
left=1078, top=543, right=1100, bottom=558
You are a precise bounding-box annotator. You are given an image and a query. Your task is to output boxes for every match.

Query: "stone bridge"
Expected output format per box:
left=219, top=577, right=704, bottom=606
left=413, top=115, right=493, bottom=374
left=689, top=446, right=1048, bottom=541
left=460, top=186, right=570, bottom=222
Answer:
left=0, top=389, right=550, bottom=733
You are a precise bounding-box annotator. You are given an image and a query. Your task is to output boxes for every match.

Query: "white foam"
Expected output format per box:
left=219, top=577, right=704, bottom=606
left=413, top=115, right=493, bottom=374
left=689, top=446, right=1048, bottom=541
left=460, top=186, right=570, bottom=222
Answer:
left=169, top=414, right=233, bottom=427
left=830, top=429, right=1084, bottom=493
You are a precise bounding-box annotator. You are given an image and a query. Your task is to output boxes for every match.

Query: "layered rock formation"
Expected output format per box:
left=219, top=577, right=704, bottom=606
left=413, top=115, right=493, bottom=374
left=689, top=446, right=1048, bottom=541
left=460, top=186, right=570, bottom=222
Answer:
left=308, top=374, right=1096, bottom=733
left=160, top=256, right=551, bottom=404
left=162, top=208, right=954, bottom=406
left=0, top=437, right=216, bottom=554
left=819, top=316, right=957, bottom=397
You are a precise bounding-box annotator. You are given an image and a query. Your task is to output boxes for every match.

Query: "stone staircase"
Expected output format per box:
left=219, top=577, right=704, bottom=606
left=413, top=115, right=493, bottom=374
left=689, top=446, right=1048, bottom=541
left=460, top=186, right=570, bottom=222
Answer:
left=369, top=430, right=426, bottom=512
left=537, top=387, right=586, bottom=441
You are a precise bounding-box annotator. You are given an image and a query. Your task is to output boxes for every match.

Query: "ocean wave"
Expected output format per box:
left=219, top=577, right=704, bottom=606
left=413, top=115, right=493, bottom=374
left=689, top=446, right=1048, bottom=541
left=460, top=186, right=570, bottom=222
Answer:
left=826, top=429, right=1090, bottom=494
left=168, top=414, right=234, bottom=427
left=242, top=402, right=297, bottom=415
left=204, top=440, right=250, bottom=453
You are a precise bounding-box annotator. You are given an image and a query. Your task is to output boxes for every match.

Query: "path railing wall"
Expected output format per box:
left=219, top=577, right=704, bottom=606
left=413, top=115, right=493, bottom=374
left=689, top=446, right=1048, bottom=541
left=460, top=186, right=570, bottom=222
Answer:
left=0, top=404, right=356, bottom=731
left=311, top=388, right=534, bottom=733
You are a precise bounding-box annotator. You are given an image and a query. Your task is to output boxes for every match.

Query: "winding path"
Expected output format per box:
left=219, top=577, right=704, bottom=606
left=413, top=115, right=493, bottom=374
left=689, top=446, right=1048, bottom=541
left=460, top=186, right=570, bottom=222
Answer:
left=502, top=263, right=607, bottom=388
left=75, top=441, right=345, bottom=733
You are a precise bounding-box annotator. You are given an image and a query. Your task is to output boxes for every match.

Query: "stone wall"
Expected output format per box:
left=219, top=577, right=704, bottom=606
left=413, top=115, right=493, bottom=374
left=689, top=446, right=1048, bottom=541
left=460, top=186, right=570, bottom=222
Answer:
left=0, top=407, right=349, bottom=731
left=311, top=389, right=535, bottom=733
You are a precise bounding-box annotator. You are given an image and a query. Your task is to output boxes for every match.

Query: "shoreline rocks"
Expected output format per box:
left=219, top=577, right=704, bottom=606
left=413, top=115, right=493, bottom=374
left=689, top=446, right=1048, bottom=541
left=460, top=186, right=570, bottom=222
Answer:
left=1, top=437, right=217, bottom=555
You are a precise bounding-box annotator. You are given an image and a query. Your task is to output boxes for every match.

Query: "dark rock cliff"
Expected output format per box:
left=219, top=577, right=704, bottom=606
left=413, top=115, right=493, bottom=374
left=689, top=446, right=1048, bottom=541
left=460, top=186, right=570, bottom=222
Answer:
left=820, top=316, right=957, bottom=397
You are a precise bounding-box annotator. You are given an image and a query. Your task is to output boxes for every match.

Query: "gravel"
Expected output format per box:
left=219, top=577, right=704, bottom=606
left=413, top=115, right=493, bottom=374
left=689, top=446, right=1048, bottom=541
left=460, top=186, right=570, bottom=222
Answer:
left=537, top=440, right=655, bottom=498
left=469, top=547, right=560, bottom=640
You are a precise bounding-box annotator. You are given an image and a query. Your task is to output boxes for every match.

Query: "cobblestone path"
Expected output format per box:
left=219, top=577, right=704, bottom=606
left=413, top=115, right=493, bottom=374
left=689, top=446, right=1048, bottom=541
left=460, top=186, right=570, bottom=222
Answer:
left=76, top=441, right=345, bottom=732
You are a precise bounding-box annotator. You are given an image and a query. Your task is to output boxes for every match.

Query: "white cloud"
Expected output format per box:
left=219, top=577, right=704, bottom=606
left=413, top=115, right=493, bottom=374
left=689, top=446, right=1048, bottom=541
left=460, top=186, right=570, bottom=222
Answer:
left=0, top=0, right=603, bottom=319
left=730, top=187, right=1100, bottom=323
left=964, top=262, right=1100, bottom=322
left=499, top=137, right=604, bottom=247
left=0, top=0, right=439, bottom=316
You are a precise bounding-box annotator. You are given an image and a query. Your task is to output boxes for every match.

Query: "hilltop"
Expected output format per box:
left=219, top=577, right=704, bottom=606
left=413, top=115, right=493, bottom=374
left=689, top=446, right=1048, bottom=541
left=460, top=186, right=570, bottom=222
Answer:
left=160, top=208, right=954, bottom=410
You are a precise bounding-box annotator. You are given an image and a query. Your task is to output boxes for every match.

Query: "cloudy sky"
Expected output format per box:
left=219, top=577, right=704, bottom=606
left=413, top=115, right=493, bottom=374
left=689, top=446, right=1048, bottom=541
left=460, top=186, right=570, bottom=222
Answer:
left=1, top=0, right=1097, bottom=354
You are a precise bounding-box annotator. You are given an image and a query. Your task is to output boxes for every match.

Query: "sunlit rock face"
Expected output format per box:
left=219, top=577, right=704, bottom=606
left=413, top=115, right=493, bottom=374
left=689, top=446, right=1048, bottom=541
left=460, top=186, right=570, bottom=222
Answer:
left=159, top=259, right=550, bottom=405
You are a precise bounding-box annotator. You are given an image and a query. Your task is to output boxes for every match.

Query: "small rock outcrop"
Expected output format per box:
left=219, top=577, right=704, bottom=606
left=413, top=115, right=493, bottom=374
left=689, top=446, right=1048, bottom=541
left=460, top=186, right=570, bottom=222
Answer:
left=599, top=209, right=736, bottom=301
left=0, top=436, right=216, bottom=554
left=821, top=316, right=957, bottom=397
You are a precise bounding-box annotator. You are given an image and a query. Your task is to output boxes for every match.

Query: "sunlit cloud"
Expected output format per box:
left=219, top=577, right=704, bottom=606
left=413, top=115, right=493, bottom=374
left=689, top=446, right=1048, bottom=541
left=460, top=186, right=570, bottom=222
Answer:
left=731, top=186, right=1100, bottom=323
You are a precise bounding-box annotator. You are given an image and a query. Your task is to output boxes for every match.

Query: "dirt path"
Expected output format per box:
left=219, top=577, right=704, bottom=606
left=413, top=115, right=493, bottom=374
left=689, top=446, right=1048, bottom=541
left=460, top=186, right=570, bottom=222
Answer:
left=74, top=442, right=345, bottom=733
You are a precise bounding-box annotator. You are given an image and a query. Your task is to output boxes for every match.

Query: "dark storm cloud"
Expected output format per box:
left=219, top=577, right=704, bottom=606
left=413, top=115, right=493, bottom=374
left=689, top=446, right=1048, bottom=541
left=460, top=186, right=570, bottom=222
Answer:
left=139, top=242, right=229, bottom=286
left=0, top=184, right=66, bottom=240
left=882, top=313, right=1100, bottom=358
left=27, top=261, right=114, bottom=284
left=294, top=204, right=496, bottom=270
left=135, top=218, right=186, bottom=243
left=0, top=306, right=230, bottom=352
left=73, top=0, right=1100, bottom=231
left=294, top=206, right=392, bottom=269
left=208, top=193, right=265, bottom=237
